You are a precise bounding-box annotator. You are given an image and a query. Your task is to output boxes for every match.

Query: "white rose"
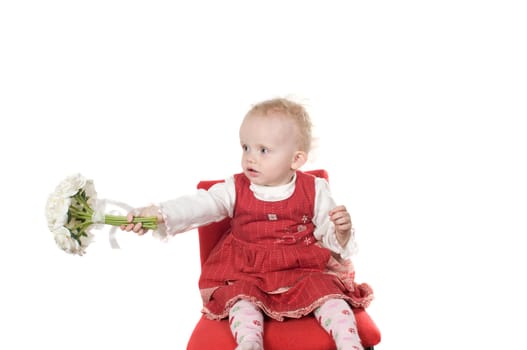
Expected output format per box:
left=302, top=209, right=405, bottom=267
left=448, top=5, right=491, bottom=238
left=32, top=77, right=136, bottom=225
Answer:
left=53, top=227, right=82, bottom=254
left=84, top=179, right=98, bottom=207
left=55, top=173, right=86, bottom=198
left=45, top=194, right=71, bottom=230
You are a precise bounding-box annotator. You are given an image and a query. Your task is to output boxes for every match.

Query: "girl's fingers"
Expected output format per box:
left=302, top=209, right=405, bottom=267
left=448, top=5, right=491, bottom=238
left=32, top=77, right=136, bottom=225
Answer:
left=329, top=205, right=346, bottom=215
left=133, top=222, right=143, bottom=233
left=331, top=212, right=350, bottom=225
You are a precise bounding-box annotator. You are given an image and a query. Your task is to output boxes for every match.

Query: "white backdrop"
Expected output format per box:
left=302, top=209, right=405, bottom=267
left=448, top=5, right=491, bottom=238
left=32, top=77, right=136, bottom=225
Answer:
left=1, top=1, right=526, bottom=349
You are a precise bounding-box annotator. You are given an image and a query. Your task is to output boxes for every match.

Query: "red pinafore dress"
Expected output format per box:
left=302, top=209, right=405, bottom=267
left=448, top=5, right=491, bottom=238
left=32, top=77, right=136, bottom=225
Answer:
left=199, top=171, right=373, bottom=321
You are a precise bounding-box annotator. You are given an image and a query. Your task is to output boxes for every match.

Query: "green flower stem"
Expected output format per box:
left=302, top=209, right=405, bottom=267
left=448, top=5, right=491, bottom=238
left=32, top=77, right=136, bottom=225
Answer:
left=76, top=221, right=93, bottom=233
left=69, top=207, right=92, bottom=220
left=69, top=192, right=158, bottom=230
left=104, top=215, right=158, bottom=230
left=74, top=192, right=93, bottom=213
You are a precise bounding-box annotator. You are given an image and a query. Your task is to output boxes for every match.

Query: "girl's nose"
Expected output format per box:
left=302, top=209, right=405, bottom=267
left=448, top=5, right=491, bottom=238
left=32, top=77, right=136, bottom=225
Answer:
left=245, top=150, right=256, bottom=163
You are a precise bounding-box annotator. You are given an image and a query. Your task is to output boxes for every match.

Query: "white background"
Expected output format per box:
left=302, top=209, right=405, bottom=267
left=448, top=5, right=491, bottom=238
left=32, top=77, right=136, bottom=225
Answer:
left=1, top=1, right=526, bottom=349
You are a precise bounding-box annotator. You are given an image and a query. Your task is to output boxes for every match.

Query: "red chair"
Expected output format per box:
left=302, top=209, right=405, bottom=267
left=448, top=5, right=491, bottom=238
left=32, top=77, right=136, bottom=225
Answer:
left=187, top=169, right=381, bottom=350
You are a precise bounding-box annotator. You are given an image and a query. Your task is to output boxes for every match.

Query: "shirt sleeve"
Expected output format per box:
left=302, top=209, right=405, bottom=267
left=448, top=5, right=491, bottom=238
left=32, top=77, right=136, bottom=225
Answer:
left=312, top=177, right=358, bottom=259
left=152, top=176, right=236, bottom=241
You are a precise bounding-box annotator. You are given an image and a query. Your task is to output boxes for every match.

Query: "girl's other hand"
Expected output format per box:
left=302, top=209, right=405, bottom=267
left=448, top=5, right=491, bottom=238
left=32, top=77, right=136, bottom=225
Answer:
left=329, top=205, right=352, bottom=247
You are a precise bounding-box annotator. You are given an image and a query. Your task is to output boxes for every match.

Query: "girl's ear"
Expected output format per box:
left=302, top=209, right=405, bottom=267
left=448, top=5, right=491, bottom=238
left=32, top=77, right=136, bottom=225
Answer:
left=291, top=151, right=308, bottom=170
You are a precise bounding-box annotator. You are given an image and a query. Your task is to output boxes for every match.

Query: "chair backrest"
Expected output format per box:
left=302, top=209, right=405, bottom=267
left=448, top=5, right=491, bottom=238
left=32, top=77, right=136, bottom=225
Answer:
left=196, top=169, right=329, bottom=267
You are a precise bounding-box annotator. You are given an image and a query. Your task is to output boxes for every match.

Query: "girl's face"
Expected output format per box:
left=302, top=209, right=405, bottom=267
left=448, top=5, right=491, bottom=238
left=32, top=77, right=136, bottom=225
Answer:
left=239, top=112, right=306, bottom=186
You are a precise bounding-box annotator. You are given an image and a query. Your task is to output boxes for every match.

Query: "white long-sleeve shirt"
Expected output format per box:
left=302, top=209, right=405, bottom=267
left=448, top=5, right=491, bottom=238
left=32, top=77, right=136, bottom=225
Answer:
left=155, top=174, right=357, bottom=259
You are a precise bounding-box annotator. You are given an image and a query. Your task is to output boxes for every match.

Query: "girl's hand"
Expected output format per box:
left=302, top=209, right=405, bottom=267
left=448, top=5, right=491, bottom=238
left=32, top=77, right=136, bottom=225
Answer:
left=329, top=205, right=352, bottom=247
left=120, top=205, right=163, bottom=235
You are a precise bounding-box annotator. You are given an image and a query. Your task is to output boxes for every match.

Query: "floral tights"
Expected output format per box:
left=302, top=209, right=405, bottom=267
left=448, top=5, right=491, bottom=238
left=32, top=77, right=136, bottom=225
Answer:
left=229, top=299, right=264, bottom=350
left=229, top=298, right=363, bottom=350
left=314, top=298, right=363, bottom=350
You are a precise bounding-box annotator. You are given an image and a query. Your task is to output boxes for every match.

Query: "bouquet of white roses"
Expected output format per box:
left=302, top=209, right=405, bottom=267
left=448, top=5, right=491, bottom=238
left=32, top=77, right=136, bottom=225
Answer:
left=45, top=173, right=157, bottom=255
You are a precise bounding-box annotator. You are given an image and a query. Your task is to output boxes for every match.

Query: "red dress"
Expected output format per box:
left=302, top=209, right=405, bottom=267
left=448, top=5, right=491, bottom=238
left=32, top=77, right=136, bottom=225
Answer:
left=199, top=171, right=373, bottom=321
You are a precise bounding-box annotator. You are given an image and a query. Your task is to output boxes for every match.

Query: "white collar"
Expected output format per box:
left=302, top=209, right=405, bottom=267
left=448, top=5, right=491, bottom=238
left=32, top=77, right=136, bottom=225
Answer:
left=249, top=173, right=296, bottom=202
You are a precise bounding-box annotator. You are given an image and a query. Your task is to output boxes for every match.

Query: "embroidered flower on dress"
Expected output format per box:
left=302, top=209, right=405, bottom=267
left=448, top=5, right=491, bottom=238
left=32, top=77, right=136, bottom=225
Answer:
left=304, top=236, right=315, bottom=245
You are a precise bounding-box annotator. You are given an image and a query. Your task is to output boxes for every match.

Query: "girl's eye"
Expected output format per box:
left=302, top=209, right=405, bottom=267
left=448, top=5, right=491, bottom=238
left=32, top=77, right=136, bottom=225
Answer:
left=242, top=145, right=249, bottom=152
left=260, top=148, right=269, bottom=154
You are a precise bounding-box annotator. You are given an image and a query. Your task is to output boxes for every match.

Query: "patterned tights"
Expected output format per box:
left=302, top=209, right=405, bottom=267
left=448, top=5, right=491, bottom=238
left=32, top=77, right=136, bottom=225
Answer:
left=314, top=298, right=363, bottom=350
left=229, top=298, right=362, bottom=350
left=229, top=299, right=264, bottom=350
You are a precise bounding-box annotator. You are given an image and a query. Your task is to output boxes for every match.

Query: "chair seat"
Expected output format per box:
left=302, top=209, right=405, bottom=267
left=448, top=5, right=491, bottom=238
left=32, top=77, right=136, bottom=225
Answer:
left=187, top=308, right=380, bottom=350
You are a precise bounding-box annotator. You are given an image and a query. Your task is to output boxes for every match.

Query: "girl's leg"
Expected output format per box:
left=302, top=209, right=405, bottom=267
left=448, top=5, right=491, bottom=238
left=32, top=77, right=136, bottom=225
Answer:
left=314, top=298, right=363, bottom=350
left=229, top=299, right=264, bottom=350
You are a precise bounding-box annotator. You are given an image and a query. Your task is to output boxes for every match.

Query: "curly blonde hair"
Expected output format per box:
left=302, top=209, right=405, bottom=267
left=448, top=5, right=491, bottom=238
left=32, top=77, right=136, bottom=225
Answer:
left=245, top=97, right=313, bottom=152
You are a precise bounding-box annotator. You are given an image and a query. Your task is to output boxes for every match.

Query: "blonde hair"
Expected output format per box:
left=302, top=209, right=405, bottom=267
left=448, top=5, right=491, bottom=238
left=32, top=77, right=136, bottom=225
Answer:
left=245, top=97, right=313, bottom=152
